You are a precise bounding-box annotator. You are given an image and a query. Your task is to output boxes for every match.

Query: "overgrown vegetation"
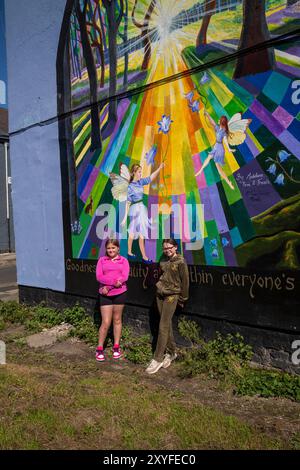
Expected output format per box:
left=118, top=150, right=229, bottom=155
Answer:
left=178, top=317, right=300, bottom=402
left=0, top=301, right=99, bottom=345
left=1, top=301, right=299, bottom=402
left=122, top=326, right=152, bottom=365
left=236, top=368, right=300, bottom=401
left=0, top=301, right=152, bottom=363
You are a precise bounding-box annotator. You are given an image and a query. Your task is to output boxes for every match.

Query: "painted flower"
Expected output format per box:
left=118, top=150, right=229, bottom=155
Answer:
left=278, top=150, right=290, bottom=163
left=157, top=115, right=173, bottom=134
left=267, top=164, right=277, bottom=175
left=210, top=238, right=218, bottom=247
left=145, top=145, right=157, bottom=166
left=184, top=90, right=194, bottom=102
left=200, top=71, right=211, bottom=85
left=189, top=100, right=200, bottom=113
left=212, top=249, right=219, bottom=258
left=221, top=237, right=229, bottom=248
left=274, top=173, right=285, bottom=185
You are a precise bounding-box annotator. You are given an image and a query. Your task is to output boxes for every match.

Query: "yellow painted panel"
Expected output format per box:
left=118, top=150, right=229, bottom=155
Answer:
left=76, top=138, right=91, bottom=167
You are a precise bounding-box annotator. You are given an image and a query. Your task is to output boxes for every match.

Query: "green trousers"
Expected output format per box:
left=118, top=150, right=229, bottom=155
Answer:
left=154, top=294, right=178, bottom=362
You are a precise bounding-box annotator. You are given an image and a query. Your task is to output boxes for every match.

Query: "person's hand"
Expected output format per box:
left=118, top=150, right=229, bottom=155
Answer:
left=114, top=280, right=122, bottom=288
left=159, top=162, right=165, bottom=170
left=229, top=148, right=236, bottom=153
left=101, top=286, right=109, bottom=295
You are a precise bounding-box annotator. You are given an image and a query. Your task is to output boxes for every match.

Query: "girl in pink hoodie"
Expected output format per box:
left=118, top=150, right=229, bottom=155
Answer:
left=95, top=239, right=130, bottom=362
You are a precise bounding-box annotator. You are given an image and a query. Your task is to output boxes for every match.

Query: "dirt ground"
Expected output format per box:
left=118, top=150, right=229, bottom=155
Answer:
left=1, top=324, right=300, bottom=448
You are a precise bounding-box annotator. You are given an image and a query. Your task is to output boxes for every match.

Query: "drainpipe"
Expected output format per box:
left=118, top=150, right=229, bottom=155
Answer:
left=4, top=141, right=11, bottom=252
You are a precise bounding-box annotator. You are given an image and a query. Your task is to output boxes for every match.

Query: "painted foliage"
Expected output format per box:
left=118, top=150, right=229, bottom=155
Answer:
left=58, top=0, right=300, bottom=269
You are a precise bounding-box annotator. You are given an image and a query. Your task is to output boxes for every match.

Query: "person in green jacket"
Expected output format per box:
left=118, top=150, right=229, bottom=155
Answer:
left=146, top=239, right=189, bottom=374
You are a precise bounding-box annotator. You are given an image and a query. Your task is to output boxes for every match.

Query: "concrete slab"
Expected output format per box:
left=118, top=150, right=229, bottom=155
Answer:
left=25, top=323, right=74, bottom=348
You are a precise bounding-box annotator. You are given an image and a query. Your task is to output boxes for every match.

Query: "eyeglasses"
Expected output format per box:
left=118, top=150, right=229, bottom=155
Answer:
left=163, top=245, right=176, bottom=251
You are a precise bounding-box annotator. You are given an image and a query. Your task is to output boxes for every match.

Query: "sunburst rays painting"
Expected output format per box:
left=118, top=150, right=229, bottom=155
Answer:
left=57, top=0, right=300, bottom=269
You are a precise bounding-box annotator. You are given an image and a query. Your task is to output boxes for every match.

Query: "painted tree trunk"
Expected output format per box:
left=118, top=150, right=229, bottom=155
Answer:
left=196, top=0, right=216, bottom=47
left=57, top=0, right=78, bottom=227
left=76, top=1, right=102, bottom=151
left=234, top=0, right=275, bottom=78
left=141, top=0, right=156, bottom=70
left=123, top=0, right=129, bottom=87
left=103, top=0, right=123, bottom=127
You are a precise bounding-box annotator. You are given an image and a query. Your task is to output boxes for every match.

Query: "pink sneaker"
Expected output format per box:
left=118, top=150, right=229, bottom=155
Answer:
left=95, top=347, right=105, bottom=362
left=112, top=345, right=122, bottom=359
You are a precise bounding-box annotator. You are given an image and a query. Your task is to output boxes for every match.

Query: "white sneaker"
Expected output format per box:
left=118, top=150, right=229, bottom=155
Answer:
left=145, top=359, right=164, bottom=374
left=162, top=352, right=178, bottom=369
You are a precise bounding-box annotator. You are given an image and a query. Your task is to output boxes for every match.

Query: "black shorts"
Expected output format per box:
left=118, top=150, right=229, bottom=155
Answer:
left=98, top=291, right=127, bottom=306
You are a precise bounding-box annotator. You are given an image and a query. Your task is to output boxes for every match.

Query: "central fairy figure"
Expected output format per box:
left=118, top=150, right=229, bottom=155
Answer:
left=110, top=162, right=165, bottom=263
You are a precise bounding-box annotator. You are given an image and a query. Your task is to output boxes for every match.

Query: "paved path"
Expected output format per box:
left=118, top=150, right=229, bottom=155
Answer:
left=0, top=253, right=18, bottom=302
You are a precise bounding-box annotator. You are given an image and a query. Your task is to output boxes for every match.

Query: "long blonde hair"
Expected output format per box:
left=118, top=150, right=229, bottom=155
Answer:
left=130, top=164, right=141, bottom=183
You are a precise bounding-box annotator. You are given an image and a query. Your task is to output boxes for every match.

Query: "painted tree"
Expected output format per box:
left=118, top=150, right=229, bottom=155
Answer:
left=75, top=0, right=102, bottom=150
left=102, top=0, right=124, bottom=128
left=117, top=0, right=129, bottom=87
left=86, top=0, right=105, bottom=88
left=132, top=0, right=157, bottom=70
left=57, top=0, right=79, bottom=230
left=234, top=0, right=275, bottom=78
left=70, top=13, right=82, bottom=79
left=98, top=1, right=108, bottom=54
left=196, top=0, right=216, bottom=47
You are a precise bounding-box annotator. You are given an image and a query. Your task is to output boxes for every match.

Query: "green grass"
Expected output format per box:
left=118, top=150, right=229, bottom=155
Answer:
left=1, top=302, right=299, bottom=404
left=235, top=368, right=300, bottom=401
left=178, top=318, right=300, bottom=403
left=290, top=432, right=300, bottom=450
left=0, top=364, right=283, bottom=450
left=0, top=303, right=298, bottom=449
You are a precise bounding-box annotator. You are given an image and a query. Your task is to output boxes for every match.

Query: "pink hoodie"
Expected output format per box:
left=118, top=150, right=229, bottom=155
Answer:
left=96, top=255, right=130, bottom=296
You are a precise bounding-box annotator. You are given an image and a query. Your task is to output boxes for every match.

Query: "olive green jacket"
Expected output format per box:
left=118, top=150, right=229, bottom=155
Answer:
left=156, top=254, right=189, bottom=304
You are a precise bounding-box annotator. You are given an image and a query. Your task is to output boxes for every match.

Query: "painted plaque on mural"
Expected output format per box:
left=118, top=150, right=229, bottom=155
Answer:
left=57, top=0, right=300, bottom=304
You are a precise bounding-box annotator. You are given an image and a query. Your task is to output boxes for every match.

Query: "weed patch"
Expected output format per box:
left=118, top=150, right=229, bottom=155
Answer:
left=178, top=317, right=300, bottom=402
left=1, top=302, right=299, bottom=403
left=122, top=326, right=152, bottom=364
left=235, top=368, right=300, bottom=401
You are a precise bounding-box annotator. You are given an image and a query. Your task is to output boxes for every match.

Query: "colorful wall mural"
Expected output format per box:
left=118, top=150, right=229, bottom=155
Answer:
left=57, top=0, right=300, bottom=296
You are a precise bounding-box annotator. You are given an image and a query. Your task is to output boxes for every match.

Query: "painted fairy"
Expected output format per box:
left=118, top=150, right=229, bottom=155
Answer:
left=195, top=111, right=252, bottom=190
left=110, top=162, right=164, bottom=263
